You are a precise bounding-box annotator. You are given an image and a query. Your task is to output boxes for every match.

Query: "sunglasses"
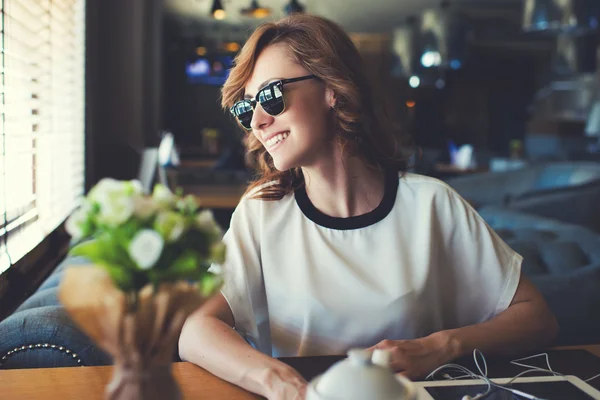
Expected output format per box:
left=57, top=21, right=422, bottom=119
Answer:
left=230, top=74, right=317, bottom=130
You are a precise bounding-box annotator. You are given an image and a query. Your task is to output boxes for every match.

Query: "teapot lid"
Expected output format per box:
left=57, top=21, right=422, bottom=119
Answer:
left=309, top=349, right=415, bottom=400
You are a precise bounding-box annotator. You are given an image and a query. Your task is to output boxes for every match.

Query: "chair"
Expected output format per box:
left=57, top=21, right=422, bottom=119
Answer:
left=447, top=162, right=600, bottom=233
left=479, top=207, right=600, bottom=346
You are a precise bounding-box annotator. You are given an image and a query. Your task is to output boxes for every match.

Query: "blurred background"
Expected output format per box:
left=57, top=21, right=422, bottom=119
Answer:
left=159, top=0, right=600, bottom=172
left=1, top=0, right=600, bottom=348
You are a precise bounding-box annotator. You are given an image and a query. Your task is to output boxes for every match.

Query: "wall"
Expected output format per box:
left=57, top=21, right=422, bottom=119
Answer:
left=86, top=0, right=163, bottom=189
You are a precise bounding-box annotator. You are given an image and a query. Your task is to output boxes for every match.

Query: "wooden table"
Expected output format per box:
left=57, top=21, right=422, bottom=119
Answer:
left=1, top=345, right=599, bottom=399
left=434, top=163, right=489, bottom=175
left=183, top=184, right=247, bottom=209
left=0, top=362, right=259, bottom=400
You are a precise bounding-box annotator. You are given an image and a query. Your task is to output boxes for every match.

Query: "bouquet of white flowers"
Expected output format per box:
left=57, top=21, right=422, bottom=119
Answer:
left=59, top=178, right=227, bottom=400
left=65, top=178, right=224, bottom=303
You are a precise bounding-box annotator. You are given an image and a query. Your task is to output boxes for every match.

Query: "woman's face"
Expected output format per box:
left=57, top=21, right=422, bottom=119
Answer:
left=244, top=43, right=335, bottom=171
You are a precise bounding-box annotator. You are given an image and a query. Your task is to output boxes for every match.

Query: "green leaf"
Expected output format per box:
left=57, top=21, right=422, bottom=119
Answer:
left=69, top=240, right=103, bottom=262
left=170, top=250, right=201, bottom=274
left=200, top=272, right=223, bottom=297
left=97, top=262, right=134, bottom=291
left=153, top=250, right=204, bottom=281
left=95, top=232, right=137, bottom=270
left=209, top=242, right=226, bottom=264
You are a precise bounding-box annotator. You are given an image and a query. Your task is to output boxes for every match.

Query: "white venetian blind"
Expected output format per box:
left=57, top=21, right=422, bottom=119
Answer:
left=0, top=0, right=85, bottom=274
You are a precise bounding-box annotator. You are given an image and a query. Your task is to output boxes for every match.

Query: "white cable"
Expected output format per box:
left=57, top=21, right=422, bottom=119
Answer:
left=427, top=349, right=600, bottom=400
left=586, top=373, right=600, bottom=383
left=425, top=349, right=594, bottom=400
left=510, top=353, right=554, bottom=372
left=427, top=361, right=493, bottom=399
left=510, top=353, right=600, bottom=383
left=473, top=349, right=489, bottom=377
left=506, top=367, right=563, bottom=385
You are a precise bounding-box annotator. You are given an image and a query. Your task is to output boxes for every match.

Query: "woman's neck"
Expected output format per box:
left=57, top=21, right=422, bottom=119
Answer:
left=301, top=147, right=385, bottom=218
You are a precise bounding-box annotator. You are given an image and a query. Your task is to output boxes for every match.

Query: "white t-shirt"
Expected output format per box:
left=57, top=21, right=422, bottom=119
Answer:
left=217, top=171, right=522, bottom=357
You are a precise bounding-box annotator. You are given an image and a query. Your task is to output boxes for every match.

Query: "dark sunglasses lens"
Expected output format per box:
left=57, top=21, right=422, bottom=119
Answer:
left=232, top=101, right=253, bottom=129
left=258, top=84, right=284, bottom=116
left=238, top=112, right=253, bottom=129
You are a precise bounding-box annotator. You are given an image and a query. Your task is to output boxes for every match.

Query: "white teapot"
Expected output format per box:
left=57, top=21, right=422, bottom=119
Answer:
left=306, top=348, right=418, bottom=400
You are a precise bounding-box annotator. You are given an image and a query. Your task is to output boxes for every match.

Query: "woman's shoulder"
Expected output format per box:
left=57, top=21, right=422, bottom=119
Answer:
left=397, top=172, right=479, bottom=217
left=399, top=172, right=461, bottom=199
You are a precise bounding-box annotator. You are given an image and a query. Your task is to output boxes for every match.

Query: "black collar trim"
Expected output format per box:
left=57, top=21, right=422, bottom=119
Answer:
left=294, top=169, right=399, bottom=230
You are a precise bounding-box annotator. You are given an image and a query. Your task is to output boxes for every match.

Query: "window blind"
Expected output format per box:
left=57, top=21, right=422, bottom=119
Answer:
left=0, top=0, right=85, bottom=274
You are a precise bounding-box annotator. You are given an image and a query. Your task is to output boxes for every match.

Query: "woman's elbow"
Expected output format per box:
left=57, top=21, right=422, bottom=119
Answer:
left=533, top=300, right=559, bottom=347
left=543, top=308, right=560, bottom=345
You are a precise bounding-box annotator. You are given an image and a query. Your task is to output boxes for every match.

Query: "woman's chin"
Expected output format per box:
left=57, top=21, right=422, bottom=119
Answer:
left=272, top=156, right=298, bottom=172
left=273, top=161, right=292, bottom=172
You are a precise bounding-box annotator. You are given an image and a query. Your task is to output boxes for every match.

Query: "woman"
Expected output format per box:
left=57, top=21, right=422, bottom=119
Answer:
left=179, top=14, right=558, bottom=400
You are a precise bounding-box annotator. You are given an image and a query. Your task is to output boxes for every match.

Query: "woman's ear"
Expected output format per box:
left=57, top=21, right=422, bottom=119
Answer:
left=325, top=86, right=336, bottom=109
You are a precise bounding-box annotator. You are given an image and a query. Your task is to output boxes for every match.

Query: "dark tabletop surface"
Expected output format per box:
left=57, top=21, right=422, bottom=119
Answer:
left=280, top=349, right=600, bottom=391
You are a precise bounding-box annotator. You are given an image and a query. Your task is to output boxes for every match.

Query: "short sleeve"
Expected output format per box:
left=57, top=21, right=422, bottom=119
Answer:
left=431, top=184, right=523, bottom=326
left=211, top=199, right=269, bottom=352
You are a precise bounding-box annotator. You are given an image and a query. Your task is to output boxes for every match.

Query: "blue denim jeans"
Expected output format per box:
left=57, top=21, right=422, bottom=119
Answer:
left=0, top=257, right=112, bottom=369
left=0, top=304, right=112, bottom=369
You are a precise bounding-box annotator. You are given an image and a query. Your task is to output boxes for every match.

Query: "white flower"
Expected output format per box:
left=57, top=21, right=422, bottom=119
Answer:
left=65, top=202, right=92, bottom=241
left=129, top=229, right=164, bottom=270
left=154, top=211, right=187, bottom=242
left=88, top=178, right=135, bottom=227
left=94, top=190, right=135, bottom=227
left=132, top=195, right=158, bottom=220
left=152, top=184, right=175, bottom=209
left=195, top=210, right=223, bottom=237
left=88, top=178, right=124, bottom=200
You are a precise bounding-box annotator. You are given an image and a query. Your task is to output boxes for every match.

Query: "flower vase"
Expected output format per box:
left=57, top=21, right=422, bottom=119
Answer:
left=58, top=266, right=209, bottom=400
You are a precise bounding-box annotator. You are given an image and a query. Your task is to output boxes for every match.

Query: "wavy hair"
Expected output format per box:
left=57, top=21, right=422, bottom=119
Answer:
left=221, top=14, right=414, bottom=200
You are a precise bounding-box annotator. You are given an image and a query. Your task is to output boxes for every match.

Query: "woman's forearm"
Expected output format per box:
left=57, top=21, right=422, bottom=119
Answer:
left=179, top=315, right=295, bottom=398
left=444, top=298, right=559, bottom=360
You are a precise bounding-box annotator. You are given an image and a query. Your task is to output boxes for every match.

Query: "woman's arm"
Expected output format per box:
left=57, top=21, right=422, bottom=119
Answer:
left=445, top=273, right=558, bottom=358
left=178, top=293, right=307, bottom=399
left=369, top=274, right=559, bottom=379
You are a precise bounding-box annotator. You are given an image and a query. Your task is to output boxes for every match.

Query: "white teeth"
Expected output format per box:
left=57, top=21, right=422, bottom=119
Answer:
left=266, top=132, right=289, bottom=148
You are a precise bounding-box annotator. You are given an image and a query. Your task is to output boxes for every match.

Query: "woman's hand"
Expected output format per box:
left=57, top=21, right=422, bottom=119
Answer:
left=261, top=364, right=308, bottom=400
left=366, top=331, right=460, bottom=380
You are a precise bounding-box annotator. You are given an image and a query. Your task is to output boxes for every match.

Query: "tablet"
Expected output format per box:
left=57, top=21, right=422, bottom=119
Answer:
left=415, top=375, right=600, bottom=399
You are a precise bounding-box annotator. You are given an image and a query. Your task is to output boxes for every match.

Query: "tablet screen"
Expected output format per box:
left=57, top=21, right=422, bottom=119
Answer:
left=425, top=380, right=595, bottom=399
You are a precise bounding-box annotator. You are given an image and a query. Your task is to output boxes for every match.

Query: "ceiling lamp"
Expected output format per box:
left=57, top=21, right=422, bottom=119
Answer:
left=241, top=0, right=272, bottom=18
left=418, top=2, right=467, bottom=70
left=211, top=0, right=226, bottom=20
left=523, top=0, right=600, bottom=35
left=284, top=0, right=305, bottom=15
left=391, top=17, right=419, bottom=77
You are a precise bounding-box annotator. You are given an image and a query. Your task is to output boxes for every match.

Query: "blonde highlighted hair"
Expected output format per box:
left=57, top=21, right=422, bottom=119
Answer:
left=221, top=14, right=413, bottom=200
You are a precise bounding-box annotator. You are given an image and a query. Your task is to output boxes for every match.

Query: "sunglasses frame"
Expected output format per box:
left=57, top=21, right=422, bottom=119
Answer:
left=230, top=74, right=317, bottom=130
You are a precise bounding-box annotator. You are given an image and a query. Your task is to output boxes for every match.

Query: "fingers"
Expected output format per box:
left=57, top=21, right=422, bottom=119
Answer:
left=397, top=370, right=416, bottom=380
left=397, top=369, right=426, bottom=381
left=367, top=339, right=399, bottom=353
left=375, top=339, right=399, bottom=349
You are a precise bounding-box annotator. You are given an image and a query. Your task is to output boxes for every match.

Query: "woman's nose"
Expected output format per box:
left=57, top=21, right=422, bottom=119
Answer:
left=250, top=103, right=275, bottom=131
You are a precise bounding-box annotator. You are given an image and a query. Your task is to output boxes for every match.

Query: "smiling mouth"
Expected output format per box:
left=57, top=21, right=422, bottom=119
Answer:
left=265, top=131, right=289, bottom=149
